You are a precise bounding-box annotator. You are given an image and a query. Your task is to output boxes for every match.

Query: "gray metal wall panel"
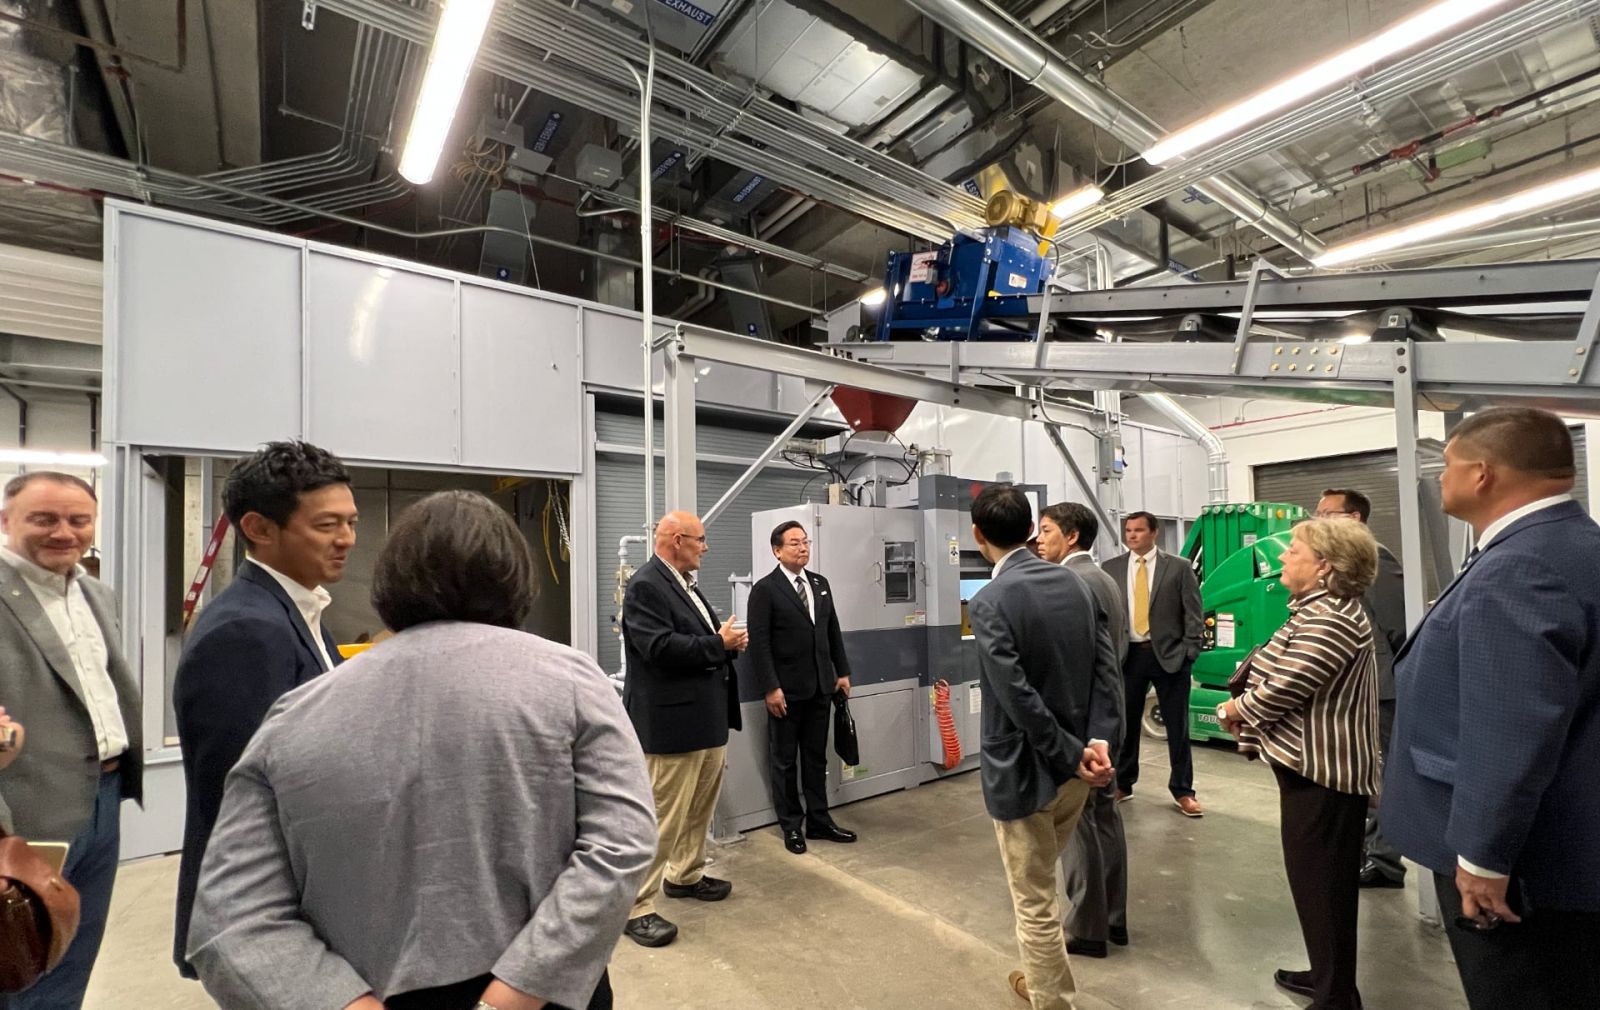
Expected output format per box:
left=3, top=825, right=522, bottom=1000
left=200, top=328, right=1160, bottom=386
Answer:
left=594, top=408, right=820, bottom=674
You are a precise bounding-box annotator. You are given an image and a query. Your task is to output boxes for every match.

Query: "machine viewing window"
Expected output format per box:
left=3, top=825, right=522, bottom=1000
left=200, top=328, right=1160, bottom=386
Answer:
left=883, top=541, right=917, bottom=603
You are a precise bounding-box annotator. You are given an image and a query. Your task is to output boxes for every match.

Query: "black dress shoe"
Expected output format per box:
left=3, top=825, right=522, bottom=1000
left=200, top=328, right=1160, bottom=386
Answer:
left=1066, top=937, right=1108, bottom=958
left=1358, top=861, right=1405, bottom=889
left=805, top=822, right=858, bottom=843
left=1108, top=925, right=1129, bottom=946
left=624, top=913, right=678, bottom=947
left=1273, top=969, right=1315, bottom=998
left=662, top=875, right=732, bottom=901
left=784, top=829, right=807, bottom=854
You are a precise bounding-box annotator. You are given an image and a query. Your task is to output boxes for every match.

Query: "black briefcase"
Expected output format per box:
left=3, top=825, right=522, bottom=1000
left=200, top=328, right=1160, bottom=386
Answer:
left=832, top=692, right=860, bottom=766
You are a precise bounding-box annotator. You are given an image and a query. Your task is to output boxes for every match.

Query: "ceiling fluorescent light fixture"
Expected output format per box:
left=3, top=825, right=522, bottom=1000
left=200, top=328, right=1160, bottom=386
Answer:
left=1315, top=163, right=1600, bottom=267
left=1142, top=0, right=1508, bottom=166
left=1050, top=185, right=1104, bottom=219
left=0, top=449, right=108, bottom=467
left=398, top=0, right=497, bottom=185
left=860, top=286, right=888, bottom=307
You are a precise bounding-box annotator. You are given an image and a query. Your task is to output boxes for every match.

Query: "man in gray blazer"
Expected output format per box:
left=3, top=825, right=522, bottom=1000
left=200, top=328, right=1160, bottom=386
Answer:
left=1103, top=511, right=1204, bottom=816
left=1038, top=502, right=1130, bottom=959
left=1315, top=489, right=1408, bottom=888
left=968, top=486, right=1121, bottom=1008
left=0, top=472, right=142, bottom=1010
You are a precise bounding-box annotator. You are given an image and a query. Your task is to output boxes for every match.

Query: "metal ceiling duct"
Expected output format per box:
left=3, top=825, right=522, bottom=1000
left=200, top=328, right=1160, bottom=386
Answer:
left=1140, top=392, right=1228, bottom=503
left=900, top=0, right=1325, bottom=261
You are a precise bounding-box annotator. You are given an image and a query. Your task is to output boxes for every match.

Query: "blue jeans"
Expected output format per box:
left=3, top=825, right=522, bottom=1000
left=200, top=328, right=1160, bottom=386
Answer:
left=2, top=769, right=121, bottom=1010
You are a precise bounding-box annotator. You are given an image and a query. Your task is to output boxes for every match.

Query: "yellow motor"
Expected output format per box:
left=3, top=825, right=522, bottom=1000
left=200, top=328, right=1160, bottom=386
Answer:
left=983, top=191, right=1058, bottom=237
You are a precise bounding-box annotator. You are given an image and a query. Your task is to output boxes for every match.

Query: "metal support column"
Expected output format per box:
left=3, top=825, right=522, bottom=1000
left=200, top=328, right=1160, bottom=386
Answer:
left=662, top=336, right=698, bottom=513
left=1392, top=342, right=1428, bottom=632
left=702, top=383, right=836, bottom=527
left=1044, top=423, right=1116, bottom=537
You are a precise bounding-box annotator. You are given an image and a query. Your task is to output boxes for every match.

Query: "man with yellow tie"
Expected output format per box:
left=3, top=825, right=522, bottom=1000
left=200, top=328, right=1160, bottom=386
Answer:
left=1102, top=511, right=1205, bottom=817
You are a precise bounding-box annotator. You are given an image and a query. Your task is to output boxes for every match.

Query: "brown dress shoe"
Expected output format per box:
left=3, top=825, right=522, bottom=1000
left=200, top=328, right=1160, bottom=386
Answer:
left=1007, top=970, right=1029, bottom=1002
left=1175, top=795, right=1204, bottom=817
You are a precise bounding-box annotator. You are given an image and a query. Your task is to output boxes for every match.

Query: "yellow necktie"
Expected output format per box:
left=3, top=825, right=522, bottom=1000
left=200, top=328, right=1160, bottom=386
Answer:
left=1133, top=555, right=1150, bottom=637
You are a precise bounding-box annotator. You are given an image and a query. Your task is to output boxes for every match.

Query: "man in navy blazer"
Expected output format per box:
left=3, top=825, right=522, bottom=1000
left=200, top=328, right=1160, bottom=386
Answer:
left=1382, top=407, right=1600, bottom=1009
left=172, top=441, right=358, bottom=978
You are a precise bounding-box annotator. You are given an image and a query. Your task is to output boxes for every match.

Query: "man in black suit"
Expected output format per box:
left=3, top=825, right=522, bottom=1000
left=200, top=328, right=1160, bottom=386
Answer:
left=171, top=440, right=357, bottom=978
left=1314, top=488, right=1408, bottom=889
left=968, top=486, right=1121, bottom=1007
left=621, top=510, right=747, bottom=949
left=1102, top=511, right=1204, bottom=817
left=747, top=520, right=857, bottom=855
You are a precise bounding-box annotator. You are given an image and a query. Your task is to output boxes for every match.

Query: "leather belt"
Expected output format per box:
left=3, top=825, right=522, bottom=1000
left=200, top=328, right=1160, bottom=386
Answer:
left=100, top=757, right=121, bottom=773
left=1131, top=640, right=1154, bottom=648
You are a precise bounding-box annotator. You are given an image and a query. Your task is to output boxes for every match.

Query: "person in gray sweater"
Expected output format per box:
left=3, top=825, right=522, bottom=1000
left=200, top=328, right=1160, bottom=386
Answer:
left=187, top=490, right=658, bottom=1010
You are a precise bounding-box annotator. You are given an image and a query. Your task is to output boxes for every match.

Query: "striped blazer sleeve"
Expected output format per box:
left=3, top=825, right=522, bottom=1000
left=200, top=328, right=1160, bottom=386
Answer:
left=1235, top=611, right=1361, bottom=728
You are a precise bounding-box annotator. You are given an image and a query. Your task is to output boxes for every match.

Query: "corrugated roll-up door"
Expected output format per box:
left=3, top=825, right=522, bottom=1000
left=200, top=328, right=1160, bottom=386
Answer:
left=1252, top=429, right=1587, bottom=598
left=593, top=408, right=822, bottom=675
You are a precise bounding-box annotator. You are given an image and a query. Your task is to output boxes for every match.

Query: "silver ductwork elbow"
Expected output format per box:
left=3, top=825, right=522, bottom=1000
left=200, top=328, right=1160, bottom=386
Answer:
left=1141, top=392, right=1229, bottom=504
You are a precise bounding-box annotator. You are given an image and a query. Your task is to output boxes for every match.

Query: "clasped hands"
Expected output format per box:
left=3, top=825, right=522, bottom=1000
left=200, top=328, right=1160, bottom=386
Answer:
left=1077, top=740, right=1114, bottom=788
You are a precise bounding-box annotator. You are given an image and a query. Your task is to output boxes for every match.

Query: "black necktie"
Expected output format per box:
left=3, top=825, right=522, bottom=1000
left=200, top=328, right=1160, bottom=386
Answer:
left=795, top=575, right=810, bottom=615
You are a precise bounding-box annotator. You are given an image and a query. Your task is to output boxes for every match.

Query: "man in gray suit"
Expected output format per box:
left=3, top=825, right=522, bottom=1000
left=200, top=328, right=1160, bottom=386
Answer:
left=968, top=486, right=1121, bottom=1008
left=0, top=472, right=142, bottom=1010
left=1315, top=488, right=1408, bottom=888
left=1103, top=511, right=1204, bottom=817
left=1038, top=503, right=1129, bottom=959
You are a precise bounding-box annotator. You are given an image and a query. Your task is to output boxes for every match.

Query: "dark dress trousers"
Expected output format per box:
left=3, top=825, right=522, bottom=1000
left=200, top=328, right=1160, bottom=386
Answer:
left=1101, top=549, right=1203, bottom=799
left=1361, top=542, right=1408, bottom=882
left=621, top=556, right=741, bottom=755
left=1382, top=500, right=1600, bottom=1010
left=172, top=561, right=343, bottom=976
left=747, top=565, right=852, bottom=832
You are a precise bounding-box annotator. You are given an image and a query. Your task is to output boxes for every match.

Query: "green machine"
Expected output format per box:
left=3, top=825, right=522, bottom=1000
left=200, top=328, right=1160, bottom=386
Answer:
left=1173, top=502, right=1308, bottom=742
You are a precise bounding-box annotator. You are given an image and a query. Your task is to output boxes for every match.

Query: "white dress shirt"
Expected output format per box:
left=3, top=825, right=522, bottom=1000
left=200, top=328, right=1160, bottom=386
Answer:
left=779, top=563, right=814, bottom=622
left=1457, top=493, right=1572, bottom=881
left=1, top=546, right=127, bottom=760
left=248, top=557, right=335, bottom=673
left=1124, top=548, right=1158, bottom=642
left=665, top=559, right=716, bottom=632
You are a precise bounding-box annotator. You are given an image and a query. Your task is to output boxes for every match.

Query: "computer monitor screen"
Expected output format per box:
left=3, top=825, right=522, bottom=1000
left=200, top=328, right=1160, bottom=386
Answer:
left=959, top=578, right=990, bottom=601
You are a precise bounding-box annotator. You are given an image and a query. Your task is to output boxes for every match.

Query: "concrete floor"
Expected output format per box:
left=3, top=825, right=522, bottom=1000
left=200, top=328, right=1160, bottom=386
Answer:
left=86, top=743, right=1466, bottom=1009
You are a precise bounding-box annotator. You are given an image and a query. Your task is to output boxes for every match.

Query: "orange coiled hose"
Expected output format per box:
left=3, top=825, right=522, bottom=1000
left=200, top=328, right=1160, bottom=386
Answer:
left=934, top=679, right=962, bottom=769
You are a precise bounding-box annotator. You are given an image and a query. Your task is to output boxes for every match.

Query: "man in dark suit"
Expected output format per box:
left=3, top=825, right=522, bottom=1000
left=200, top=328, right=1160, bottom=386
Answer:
left=747, top=520, right=857, bottom=855
left=1102, top=511, right=1204, bottom=816
left=1314, top=488, right=1408, bottom=889
left=968, top=486, right=1121, bottom=1007
left=172, top=441, right=357, bottom=978
left=1037, top=502, right=1129, bottom=959
left=1382, top=406, right=1600, bottom=1009
left=621, top=510, right=747, bottom=949
left=0, top=472, right=142, bottom=1010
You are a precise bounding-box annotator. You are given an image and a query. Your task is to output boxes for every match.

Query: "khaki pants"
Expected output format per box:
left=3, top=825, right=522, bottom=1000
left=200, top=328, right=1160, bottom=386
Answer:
left=631, top=745, right=727, bottom=919
left=994, top=778, right=1093, bottom=1010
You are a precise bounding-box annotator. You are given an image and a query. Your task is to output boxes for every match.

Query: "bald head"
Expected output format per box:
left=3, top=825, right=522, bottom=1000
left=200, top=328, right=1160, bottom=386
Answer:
left=654, top=510, right=708, bottom=574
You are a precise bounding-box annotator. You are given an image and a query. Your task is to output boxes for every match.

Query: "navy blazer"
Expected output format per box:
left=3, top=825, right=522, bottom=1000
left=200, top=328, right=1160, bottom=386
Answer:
left=171, top=561, right=343, bottom=975
left=970, top=551, right=1121, bottom=821
left=621, top=556, right=742, bottom=755
left=746, top=565, right=852, bottom=701
left=1381, top=500, right=1600, bottom=912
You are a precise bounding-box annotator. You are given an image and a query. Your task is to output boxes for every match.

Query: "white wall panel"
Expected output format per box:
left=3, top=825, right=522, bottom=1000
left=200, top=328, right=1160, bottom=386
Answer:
left=460, top=285, right=581, bottom=472
left=306, top=254, right=457, bottom=464
left=111, top=216, right=302, bottom=448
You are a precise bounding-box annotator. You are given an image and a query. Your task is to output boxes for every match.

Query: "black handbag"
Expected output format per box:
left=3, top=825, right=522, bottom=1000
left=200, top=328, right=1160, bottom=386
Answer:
left=832, top=692, right=860, bottom=767
left=1228, top=645, right=1266, bottom=698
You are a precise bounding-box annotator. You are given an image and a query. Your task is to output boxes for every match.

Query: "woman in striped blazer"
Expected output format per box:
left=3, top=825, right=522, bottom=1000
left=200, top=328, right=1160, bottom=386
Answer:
left=1219, top=517, right=1380, bottom=1010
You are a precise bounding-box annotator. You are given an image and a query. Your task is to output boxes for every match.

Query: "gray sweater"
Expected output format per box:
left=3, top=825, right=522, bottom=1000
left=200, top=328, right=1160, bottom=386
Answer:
left=187, top=621, right=657, bottom=1010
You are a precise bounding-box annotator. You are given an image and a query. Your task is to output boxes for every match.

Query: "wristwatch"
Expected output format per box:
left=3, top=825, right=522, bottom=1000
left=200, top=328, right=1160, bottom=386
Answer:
left=1216, top=703, right=1231, bottom=723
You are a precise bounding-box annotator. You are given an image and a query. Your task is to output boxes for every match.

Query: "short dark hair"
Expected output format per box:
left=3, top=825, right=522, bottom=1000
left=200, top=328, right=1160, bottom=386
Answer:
left=1450, top=407, right=1575, bottom=481
left=223, top=441, right=350, bottom=529
left=972, top=485, right=1032, bottom=548
left=1123, top=510, right=1159, bottom=534
left=372, top=490, right=533, bottom=632
left=1042, top=502, right=1099, bottom=550
left=3, top=471, right=97, bottom=503
left=1321, top=488, right=1372, bottom=523
left=770, top=520, right=806, bottom=549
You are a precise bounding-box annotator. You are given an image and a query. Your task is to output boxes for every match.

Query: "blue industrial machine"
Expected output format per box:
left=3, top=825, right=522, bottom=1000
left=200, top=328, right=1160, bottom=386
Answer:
left=874, top=191, right=1058, bottom=341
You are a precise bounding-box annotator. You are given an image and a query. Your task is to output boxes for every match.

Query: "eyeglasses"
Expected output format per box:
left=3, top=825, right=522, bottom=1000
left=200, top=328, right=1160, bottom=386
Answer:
left=675, top=533, right=707, bottom=545
left=782, top=539, right=811, bottom=548
left=1313, top=509, right=1356, bottom=519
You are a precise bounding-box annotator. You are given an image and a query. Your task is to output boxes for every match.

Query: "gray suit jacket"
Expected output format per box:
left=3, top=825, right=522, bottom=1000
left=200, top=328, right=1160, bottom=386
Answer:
left=1102, top=549, right=1203, bottom=674
left=970, top=551, right=1121, bottom=821
left=187, top=622, right=657, bottom=1010
left=1065, top=552, right=1128, bottom=761
left=1364, top=543, right=1406, bottom=701
left=0, top=559, right=142, bottom=840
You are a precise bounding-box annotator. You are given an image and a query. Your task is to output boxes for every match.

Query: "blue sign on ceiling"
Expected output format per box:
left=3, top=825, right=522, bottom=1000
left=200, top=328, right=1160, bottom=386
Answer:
left=654, top=0, right=717, bottom=26
left=531, top=111, right=564, bottom=154
left=732, top=174, right=765, bottom=204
